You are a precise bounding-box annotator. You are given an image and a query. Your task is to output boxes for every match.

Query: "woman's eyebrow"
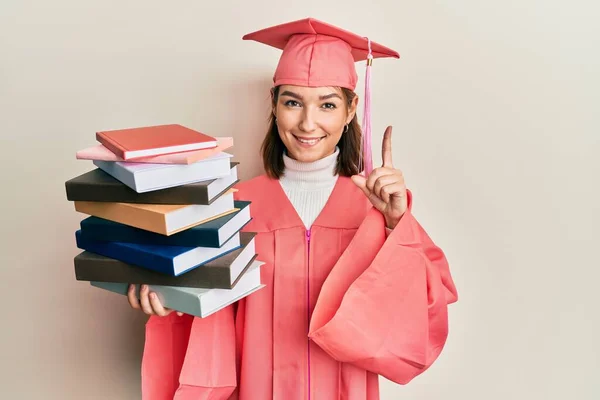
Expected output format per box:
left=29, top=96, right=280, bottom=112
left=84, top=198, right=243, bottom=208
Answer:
left=280, top=90, right=303, bottom=100
left=280, top=91, right=342, bottom=101
left=319, top=93, right=342, bottom=101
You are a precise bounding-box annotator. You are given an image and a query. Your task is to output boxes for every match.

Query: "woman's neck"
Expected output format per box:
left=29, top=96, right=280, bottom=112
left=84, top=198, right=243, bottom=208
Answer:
left=280, top=147, right=339, bottom=188
left=279, top=147, right=340, bottom=228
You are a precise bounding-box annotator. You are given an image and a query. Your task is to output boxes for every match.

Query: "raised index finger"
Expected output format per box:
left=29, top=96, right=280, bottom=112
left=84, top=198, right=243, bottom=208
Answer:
left=382, top=126, right=393, bottom=167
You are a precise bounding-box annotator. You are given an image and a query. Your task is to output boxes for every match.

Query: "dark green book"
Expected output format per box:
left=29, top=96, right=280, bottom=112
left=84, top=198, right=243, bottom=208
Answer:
left=65, top=163, right=239, bottom=205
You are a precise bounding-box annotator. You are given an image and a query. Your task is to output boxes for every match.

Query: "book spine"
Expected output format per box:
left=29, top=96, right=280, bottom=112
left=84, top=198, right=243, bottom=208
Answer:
left=96, top=132, right=126, bottom=159
left=65, top=181, right=131, bottom=203
left=75, top=231, right=176, bottom=275
left=81, top=222, right=220, bottom=247
left=66, top=180, right=212, bottom=205
left=74, top=253, right=231, bottom=288
left=74, top=201, right=168, bottom=235
left=141, top=185, right=211, bottom=204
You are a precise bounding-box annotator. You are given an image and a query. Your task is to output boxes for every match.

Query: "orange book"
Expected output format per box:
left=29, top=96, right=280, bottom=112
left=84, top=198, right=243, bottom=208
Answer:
left=74, top=190, right=238, bottom=235
left=96, top=124, right=217, bottom=160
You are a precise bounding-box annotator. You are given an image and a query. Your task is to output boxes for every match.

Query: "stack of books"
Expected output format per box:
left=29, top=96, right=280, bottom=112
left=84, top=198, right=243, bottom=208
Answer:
left=65, top=124, right=263, bottom=318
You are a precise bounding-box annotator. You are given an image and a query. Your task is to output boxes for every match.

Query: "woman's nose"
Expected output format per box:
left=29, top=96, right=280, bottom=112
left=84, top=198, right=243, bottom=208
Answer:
left=298, top=107, right=317, bottom=132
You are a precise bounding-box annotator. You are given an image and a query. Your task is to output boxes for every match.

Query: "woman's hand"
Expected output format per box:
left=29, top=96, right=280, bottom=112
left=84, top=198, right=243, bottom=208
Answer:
left=351, top=126, right=408, bottom=229
left=127, top=284, right=183, bottom=317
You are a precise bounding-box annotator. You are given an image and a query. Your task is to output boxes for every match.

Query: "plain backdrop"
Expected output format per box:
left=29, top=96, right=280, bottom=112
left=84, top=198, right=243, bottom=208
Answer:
left=1, top=1, right=598, bottom=399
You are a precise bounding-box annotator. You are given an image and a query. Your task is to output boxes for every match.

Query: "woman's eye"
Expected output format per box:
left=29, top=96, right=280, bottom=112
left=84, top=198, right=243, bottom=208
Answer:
left=284, top=100, right=301, bottom=107
left=322, top=103, right=337, bottom=110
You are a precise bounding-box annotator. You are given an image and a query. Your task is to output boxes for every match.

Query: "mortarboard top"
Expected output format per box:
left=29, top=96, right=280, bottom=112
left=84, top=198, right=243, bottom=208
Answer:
left=242, top=17, right=399, bottom=90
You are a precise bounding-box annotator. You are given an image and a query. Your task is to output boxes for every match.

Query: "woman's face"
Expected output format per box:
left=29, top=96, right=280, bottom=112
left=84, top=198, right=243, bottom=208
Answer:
left=274, top=85, right=358, bottom=163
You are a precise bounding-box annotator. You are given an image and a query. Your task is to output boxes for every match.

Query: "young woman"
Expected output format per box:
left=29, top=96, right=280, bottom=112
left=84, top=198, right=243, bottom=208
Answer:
left=128, top=18, right=458, bottom=400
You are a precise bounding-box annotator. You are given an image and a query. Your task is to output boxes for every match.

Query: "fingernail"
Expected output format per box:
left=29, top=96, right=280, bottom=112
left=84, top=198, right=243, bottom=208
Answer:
left=150, top=293, right=156, bottom=300
left=141, top=285, right=147, bottom=291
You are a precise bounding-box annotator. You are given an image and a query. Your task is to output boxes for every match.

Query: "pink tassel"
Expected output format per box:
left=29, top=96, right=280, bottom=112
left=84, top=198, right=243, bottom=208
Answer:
left=361, top=38, right=373, bottom=176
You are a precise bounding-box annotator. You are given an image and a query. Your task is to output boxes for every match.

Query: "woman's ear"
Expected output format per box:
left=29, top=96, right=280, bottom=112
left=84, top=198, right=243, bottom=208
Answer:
left=346, top=95, right=359, bottom=124
left=270, top=89, right=277, bottom=120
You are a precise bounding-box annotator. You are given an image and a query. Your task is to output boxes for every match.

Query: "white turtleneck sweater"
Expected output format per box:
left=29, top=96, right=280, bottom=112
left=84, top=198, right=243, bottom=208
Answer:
left=279, top=147, right=340, bottom=229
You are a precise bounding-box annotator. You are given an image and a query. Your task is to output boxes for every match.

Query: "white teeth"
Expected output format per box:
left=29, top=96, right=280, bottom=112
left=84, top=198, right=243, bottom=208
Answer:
left=297, top=137, right=321, bottom=145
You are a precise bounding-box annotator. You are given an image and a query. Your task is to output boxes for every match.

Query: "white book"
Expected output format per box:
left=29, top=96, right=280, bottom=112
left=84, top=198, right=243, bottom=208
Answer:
left=91, top=261, right=264, bottom=318
left=93, top=152, right=233, bottom=193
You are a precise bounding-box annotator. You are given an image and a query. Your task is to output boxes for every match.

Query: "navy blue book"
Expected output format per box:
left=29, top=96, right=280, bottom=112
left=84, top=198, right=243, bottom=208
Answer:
left=80, top=201, right=251, bottom=248
left=74, top=232, right=258, bottom=289
left=75, top=229, right=242, bottom=276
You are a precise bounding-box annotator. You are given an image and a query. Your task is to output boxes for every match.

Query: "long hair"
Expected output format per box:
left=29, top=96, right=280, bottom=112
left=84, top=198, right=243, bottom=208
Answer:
left=260, top=86, right=363, bottom=179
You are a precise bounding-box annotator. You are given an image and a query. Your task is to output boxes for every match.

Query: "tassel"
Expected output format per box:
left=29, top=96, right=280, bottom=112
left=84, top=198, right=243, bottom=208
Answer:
left=361, top=38, right=374, bottom=176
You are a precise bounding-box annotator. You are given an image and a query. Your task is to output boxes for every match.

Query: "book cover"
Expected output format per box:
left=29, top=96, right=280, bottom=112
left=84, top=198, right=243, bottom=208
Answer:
left=73, top=190, right=237, bottom=235
left=80, top=200, right=251, bottom=247
left=93, top=152, right=233, bottom=193
left=96, top=124, right=217, bottom=160
left=75, top=228, right=248, bottom=276
left=75, top=232, right=258, bottom=288
left=90, top=260, right=264, bottom=318
left=65, top=164, right=238, bottom=205
left=76, top=137, right=233, bottom=165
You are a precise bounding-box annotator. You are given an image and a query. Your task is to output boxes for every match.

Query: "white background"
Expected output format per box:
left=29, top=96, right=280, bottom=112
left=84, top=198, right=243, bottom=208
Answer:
left=0, top=0, right=598, bottom=399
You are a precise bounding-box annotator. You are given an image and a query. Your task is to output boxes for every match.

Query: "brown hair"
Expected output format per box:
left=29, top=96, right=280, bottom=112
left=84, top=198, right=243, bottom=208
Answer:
left=260, top=86, right=363, bottom=179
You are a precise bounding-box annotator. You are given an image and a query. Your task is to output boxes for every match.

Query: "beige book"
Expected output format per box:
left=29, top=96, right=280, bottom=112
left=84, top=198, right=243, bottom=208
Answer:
left=74, top=190, right=237, bottom=235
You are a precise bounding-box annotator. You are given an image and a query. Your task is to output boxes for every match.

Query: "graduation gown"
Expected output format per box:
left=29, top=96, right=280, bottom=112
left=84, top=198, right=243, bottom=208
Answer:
left=141, top=174, right=458, bottom=400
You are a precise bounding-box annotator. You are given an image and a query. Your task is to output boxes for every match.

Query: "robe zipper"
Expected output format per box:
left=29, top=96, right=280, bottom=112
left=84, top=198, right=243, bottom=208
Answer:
left=306, top=228, right=312, bottom=400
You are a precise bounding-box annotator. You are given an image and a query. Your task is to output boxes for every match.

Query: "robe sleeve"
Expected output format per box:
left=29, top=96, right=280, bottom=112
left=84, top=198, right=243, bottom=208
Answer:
left=308, top=191, right=458, bottom=384
left=141, top=305, right=238, bottom=400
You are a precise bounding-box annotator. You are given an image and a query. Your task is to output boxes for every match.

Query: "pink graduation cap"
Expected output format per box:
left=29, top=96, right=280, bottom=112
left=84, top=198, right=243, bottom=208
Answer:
left=243, top=18, right=400, bottom=175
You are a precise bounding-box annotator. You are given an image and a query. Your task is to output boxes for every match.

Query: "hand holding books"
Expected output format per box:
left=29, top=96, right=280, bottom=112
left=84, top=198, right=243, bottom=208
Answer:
left=128, top=284, right=183, bottom=317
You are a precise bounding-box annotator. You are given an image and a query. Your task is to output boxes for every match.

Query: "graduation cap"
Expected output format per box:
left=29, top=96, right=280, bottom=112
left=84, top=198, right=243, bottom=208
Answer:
left=243, top=18, right=400, bottom=175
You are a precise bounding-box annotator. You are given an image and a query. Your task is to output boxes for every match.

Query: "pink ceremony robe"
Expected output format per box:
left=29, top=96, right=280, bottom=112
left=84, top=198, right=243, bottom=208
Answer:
left=141, top=175, right=458, bottom=400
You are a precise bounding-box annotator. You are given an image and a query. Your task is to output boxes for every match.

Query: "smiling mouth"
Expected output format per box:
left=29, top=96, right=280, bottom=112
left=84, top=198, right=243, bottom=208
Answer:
left=293, top=135, right=325, bottom=145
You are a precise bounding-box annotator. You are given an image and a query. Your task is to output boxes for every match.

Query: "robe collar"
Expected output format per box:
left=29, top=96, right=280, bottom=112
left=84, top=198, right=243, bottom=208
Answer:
left=245, top=175, right=369, bottom=233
